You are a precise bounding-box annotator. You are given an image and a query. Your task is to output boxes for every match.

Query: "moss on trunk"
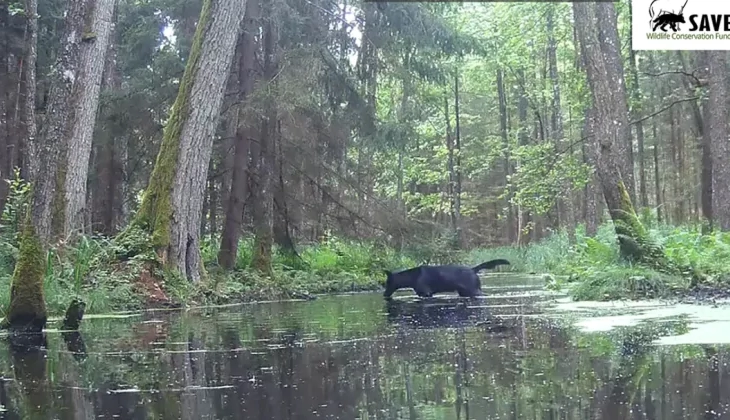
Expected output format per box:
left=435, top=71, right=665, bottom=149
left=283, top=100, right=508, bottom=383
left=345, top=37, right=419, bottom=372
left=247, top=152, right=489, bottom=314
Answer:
left=122, top=0, right=212, bottom=257
left=2, top=215, right=48, bottom=333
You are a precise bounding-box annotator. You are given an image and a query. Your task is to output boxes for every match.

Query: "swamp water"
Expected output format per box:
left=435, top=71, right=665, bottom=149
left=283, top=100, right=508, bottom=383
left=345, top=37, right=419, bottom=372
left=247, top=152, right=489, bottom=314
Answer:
left=1, top=274, right=729, bottom=419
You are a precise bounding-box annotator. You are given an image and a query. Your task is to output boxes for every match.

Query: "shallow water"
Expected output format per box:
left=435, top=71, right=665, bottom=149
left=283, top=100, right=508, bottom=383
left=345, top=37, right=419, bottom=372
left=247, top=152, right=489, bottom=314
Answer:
left=1, top=274, right=730, bottom=419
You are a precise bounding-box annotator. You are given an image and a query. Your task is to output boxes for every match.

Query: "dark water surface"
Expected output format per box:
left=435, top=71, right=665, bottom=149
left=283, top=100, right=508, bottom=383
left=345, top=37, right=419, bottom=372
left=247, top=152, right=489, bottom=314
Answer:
left=0, top=275, right=728, bottom=419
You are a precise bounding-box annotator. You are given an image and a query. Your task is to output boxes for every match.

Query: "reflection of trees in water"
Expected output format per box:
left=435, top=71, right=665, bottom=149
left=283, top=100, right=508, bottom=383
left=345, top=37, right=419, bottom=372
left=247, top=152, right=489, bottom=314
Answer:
left=1, top=313, right=730, bottom=419
left=8, top=334, right=51, bottom=420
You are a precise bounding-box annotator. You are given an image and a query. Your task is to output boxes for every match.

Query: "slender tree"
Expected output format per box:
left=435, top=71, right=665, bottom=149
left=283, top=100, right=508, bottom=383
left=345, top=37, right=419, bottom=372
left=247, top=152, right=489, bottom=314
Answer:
left=250, top=3, right=278, bottom=274
left=217, top=0, right=259, bottom=269
left=63, top=0, right=117, bottom=239
left=708, top=51, right=730, bottom=230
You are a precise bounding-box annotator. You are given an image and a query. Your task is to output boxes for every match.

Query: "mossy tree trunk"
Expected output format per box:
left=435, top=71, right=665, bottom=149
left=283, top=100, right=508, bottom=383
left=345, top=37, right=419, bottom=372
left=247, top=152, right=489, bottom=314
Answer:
left=63, top=0, right=117, bottom=239
left=2, top=0, right=90, bottom=332
left=128, top=0, right=247, bottom=282
left=249, top=9, right=278, bottom=275
left=573, top=2, right=672, bottom=271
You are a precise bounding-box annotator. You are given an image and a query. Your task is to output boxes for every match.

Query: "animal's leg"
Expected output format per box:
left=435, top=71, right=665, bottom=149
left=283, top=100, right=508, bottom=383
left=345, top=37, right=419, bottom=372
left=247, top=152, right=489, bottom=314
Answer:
left=671, top=22, right=678, bottom=31
left=660, top=22, right=668, bottom=31
left=414, top=284, right=433, bottom=298
left=457, top=288, right=477, bottom=298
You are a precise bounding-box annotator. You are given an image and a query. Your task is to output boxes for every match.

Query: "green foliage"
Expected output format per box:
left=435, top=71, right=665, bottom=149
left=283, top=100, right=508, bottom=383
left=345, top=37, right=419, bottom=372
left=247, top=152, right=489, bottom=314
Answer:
left=508, top=143, right=592, bottom=215
left=3, top=212, right=46, bottom=331
left=0, top=169, right=31, bottom=271
left=471, top=218, right=730, bottom=301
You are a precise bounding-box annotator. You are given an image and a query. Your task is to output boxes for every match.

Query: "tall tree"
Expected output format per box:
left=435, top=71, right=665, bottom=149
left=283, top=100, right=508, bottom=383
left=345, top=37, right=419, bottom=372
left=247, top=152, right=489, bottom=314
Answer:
left=708, top=51, right=730, bottom=230
left=627, top=1, right=648, bottom=209
left=546, top=5, right=574, bottom=239
left=249, top=2, right=278, bottom=274
left=2, top=0, right=91, bottom=332
left=126, top=0, right=247, bottom=282
left=32, top=0, right=89, bottom=244
left=595, top=1, right=635, bottom=205
left=574, top=2, right=667, bottom=267
left=62, top=0, right=117, bottom=238
left=217, top=0, right=259, bottom=270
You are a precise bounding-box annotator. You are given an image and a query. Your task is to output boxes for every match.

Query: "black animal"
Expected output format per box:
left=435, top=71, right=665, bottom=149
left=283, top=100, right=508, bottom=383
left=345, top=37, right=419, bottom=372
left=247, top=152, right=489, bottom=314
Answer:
left=383, top=259, right=510, bottom=299
left=652, top=12, right=685, bottom=32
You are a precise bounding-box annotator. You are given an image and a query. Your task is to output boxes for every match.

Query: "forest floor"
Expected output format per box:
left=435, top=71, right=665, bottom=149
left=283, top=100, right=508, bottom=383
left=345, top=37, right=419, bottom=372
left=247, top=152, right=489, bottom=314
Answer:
left=2, top=218, right=730, bottom=318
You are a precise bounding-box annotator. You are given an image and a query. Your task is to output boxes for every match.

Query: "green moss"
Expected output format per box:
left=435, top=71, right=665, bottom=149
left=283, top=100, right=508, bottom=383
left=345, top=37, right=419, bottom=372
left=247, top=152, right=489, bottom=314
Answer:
left=3, top=214, right=47, bottom=332
left=126, top=0, right=213, bottom=257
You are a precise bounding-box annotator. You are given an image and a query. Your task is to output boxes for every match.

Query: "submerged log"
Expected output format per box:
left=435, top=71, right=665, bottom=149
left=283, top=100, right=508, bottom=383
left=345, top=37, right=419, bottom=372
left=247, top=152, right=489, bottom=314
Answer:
left=61, top=298, right=86, bottom=331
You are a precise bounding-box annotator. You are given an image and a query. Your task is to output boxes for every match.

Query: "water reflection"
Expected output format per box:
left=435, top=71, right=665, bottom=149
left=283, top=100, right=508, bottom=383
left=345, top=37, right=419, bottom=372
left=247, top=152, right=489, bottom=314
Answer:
left=0, top=280, right=725, bottom=419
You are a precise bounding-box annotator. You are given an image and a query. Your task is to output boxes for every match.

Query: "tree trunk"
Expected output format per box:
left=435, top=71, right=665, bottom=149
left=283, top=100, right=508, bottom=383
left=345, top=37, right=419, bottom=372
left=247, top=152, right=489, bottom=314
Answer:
left=574, top=2, right=670, bottom=269
left=653, top=118, right=662, bottom=223
left=31, top=0, right=89, bottom=244
left=1, top=0, right=87, bottom=332
left=582, top=106, right=598, bottom=236
left=454, top=69, right=463, bottom=246
left=0, top=3, right=8, bottom=210
left=516, top=69, right=531, bottom=246
left=708, top=51, right=730, bottom=230
left=628, top=1, right=648, bottom=208
left=62, top=0, right=116, bottom=239
left=207, top=167, right=217, bottom=236
left=696, top=51, right=713, bottom=227
left=547, top=7, right=574, bottom=241
left=250, top=5, right=277, bottom=275
left=497, top=69, right=515, bottom=243
left=8, top=0, right=38, bottom=205
left=668, top=103, right=678, bottom=224
left=126, top=0, right=247, bottom=282
left=217, top=0, right=259, bottom=270
left=445, top=93, right=457, bottom=239
left=273, top=122, right=297, bottom=258
left=595, top=1, right=635, bottom=205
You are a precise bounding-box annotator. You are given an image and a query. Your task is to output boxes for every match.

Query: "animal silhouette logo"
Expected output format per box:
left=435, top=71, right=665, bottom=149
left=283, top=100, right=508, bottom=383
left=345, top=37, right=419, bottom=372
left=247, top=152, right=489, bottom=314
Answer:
left=649, top=0, right=689, bottom=32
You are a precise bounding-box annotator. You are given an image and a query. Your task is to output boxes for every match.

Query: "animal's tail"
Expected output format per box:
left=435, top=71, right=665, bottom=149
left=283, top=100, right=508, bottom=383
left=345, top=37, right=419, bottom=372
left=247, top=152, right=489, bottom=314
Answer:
left=649, top=0, right=656, bottom=28
left=471, top=259, right=510, bottom=272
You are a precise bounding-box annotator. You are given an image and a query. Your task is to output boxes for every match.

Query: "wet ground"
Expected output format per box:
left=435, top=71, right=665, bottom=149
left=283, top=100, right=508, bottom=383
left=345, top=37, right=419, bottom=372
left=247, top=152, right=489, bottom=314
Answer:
left=1, top=274, right=730, bottom=419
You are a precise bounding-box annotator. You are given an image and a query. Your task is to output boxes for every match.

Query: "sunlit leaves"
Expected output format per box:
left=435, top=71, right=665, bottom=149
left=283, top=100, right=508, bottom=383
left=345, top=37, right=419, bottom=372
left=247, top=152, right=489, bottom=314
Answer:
left=508, top=143, right=592, bottom=215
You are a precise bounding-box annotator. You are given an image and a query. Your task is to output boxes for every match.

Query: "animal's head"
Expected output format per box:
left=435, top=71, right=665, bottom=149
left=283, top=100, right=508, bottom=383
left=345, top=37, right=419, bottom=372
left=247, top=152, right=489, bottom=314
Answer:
left=383, top=270, right=396, bottom=299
